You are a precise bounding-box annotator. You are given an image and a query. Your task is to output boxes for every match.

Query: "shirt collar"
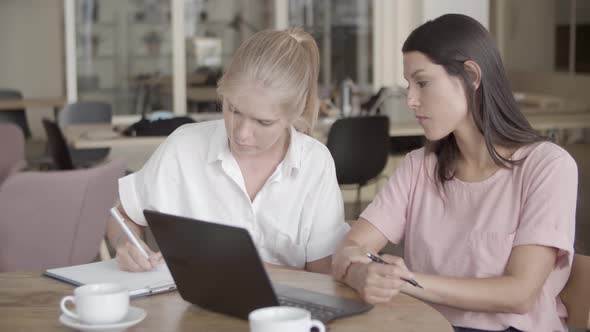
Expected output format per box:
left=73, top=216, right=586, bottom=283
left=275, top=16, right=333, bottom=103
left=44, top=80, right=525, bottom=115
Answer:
left=282, top=126, right=302, bottom=175
left=207, top=121, right=303, bottom=176
left=206, top=121, right=231, bottom=164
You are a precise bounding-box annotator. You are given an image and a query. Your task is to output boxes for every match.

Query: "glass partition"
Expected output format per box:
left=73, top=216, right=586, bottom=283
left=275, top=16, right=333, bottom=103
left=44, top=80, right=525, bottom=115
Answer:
left=289, top=0, right=374, bottom=95
left=75, top=0, right=173, bottom=115
left=72, top=0, right=377, bottom=117
left=182, top=0, right=274, bottom=114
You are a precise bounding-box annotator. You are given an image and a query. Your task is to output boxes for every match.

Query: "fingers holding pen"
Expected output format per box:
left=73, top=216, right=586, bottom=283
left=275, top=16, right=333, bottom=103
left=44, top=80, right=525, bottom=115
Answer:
left=116, top=242, right=160, bottom=272
left=116, top=243, right=146, bottom=272
left=380, top=254, right=409, bottom=271
left=149, top=251, right=164, bottom=265
left=376, top=256, right=415, bottom=282
left=359, top=264, right=405, bottom=303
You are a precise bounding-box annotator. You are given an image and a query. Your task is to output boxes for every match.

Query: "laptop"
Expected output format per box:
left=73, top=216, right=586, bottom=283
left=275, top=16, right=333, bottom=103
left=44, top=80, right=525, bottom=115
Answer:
left=143, top=209, right=373, bottom=323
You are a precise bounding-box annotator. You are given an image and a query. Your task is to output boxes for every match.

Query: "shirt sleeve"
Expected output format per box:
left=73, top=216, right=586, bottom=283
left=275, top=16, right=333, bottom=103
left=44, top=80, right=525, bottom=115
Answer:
left=118, top=135, right=181, bottom=226
left=360, top=151, right=417, bottom=244
left=514, top=150, right=578, bottom=268
left=304, top=150, right=350, bottom=262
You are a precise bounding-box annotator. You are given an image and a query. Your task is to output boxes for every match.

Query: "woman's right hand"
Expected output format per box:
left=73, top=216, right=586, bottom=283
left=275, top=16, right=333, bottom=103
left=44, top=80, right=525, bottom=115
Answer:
left=115, top=240, right=163, bottom=272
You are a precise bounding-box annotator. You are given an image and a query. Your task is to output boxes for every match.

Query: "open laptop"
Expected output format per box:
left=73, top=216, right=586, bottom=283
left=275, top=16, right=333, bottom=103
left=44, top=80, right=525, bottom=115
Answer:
left=143, top=209, right=373, bottom=323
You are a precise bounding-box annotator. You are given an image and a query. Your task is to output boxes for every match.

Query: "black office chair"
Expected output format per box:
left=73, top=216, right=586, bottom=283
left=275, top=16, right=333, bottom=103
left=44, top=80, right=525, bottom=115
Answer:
left=42, top=118, right=75, bottom=170
left=326, top=116, right=390, bottom=217
left=59, top=101, right=112, bottom=164
left=0, top=89, right=31, bottom=138
left=43, top=118, right=129, bottom=175
left=360, top=87, right=425, bottom=154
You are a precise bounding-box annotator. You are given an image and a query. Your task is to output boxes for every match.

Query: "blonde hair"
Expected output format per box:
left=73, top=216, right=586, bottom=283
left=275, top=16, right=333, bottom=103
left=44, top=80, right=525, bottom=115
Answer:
left=217, top=27, right=320, bottom=134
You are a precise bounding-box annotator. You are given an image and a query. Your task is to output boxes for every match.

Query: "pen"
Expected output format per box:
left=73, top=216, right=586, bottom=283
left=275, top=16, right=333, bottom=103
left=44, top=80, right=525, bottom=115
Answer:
left=110, top=207, right=149, bottom=259
left=366, top=253, right=424, bottom=289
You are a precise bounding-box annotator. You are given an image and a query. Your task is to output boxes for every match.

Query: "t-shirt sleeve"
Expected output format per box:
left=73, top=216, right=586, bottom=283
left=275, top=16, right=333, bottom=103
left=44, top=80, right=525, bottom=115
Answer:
left=304, top=151, right=350, bottom=262
left=360, top=152, right=417, bottom=244
left=514, top=151, right=578, bottom=268
left=118, top=136, right=181, bottom=226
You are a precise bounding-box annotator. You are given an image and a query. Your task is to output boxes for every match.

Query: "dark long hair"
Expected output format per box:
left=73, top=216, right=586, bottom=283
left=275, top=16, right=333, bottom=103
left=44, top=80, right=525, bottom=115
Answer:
left=402, top=14, right=545, bottom=188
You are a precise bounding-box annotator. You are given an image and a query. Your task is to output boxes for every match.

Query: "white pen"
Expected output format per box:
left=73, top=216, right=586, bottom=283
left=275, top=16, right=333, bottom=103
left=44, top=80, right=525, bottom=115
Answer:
left=110, top=207, right=149, bottom=259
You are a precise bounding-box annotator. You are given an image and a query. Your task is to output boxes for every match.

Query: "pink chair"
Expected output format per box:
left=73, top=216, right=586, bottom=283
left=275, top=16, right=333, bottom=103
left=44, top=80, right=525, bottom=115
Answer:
left=0, top=123, right=26, bottom=185
left=0, top=159, right=125, bottom=272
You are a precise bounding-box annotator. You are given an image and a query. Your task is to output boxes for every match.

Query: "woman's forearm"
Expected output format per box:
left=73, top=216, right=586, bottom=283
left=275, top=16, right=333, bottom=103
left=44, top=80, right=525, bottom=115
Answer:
left=402, top=273, right=534, bottom=314
left=402, top=245, right=558, bottom=314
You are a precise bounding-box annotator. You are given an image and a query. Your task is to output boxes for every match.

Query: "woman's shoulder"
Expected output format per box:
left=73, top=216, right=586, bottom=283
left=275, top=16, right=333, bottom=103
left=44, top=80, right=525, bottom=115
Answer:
left=512, top=142, right=578, bottom=187
left=166, top=120, right=224, bottom=147
left=406, top=146, right=428, bottom=161
left=160, top=119, right=223, bottom=156
left=168, top=119, right=222, bottom=142
left=517, top=141, right=576, bottom=170
left=296, top=130, right=333, bottom=161
left=404, top=147, right=435, bottom=173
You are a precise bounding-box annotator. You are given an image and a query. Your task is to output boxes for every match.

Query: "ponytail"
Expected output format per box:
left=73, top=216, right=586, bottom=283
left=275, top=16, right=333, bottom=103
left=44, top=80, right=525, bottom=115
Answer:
left=218, top=27, right=321, bottom=135
left=291, top=30, right=320, bottom=135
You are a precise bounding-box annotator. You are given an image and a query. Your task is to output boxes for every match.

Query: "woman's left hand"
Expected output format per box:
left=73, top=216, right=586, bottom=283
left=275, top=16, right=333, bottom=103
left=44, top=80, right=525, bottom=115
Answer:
left=345, top=254, right=414, bottom=304
left=332, top=244, right=372, bottom=281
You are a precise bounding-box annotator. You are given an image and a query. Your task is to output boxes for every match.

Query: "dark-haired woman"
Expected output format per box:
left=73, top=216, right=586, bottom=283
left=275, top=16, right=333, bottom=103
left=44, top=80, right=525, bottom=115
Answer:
left=332, top=14, right=577, bottom=332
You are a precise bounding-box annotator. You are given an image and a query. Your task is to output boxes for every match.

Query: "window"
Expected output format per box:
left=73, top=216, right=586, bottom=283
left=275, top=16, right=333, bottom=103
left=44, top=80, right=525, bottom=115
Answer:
left=555, top=0, right=590, bottom=73
left=493, top=0, right=590, bottom=75
left=74, top=0, right=173, bottom=115
left=288, top=0, right=374, bottom=94
left=70, top=0, right=275, bottom=116
left=183, top=0, right=274, bottom=113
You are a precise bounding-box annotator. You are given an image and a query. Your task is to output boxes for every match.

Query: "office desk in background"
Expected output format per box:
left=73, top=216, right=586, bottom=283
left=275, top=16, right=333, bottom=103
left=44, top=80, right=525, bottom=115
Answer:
left=0, top=97, right=66, bottom=120
left=63, top=108, right=590, bottom=150
left=315, top=110, right=590, bottom=140
left=63, top=112, right=224, bottom=150
left=64, top=124, right=164, bottom=149
left=0, top=268, right=453, bottom=331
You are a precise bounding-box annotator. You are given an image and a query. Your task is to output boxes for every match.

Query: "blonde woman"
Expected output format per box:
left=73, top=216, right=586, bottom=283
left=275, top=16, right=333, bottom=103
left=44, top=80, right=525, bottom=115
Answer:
left=106, top=28, right=350, bottom=274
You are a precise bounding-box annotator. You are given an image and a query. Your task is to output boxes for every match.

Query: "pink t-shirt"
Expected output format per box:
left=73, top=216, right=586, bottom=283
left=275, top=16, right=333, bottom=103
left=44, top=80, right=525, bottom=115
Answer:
left=361, top=142, right=577, bottom=331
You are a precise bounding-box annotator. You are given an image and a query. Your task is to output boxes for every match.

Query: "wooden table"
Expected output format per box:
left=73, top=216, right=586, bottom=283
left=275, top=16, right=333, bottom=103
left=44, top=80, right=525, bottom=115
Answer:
left=0, top=269, right=453, bottom=331
left=0, top=97, right=66, bottom=119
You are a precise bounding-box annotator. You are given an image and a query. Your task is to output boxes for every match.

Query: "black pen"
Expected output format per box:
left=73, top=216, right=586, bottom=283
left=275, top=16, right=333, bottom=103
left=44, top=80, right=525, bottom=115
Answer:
left=366, top=253, right=424, bottom=289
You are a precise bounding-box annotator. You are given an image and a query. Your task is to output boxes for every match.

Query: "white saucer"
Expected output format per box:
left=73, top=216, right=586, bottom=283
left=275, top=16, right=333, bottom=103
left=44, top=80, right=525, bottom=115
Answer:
left=59, top=306, right=146, bottom=332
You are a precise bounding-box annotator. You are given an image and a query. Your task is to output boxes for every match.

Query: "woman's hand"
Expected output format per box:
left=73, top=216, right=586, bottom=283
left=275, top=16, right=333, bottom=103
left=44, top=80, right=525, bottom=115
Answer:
left=344, top=254, right=415, bottom=304
left=115, top=240, right=163, bottom=272
left=332, top=219, right=391, bottom=281
left=332, top=244, right=372, bottom=281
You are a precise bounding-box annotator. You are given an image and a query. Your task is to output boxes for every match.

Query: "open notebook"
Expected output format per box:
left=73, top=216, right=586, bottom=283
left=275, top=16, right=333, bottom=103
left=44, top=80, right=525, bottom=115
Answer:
left=44, top=259, right=176, bottom=298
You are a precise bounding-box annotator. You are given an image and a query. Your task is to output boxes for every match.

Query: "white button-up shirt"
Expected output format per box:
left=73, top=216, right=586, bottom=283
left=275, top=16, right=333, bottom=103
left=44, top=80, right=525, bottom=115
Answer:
left=119, top=120, right=349, bottom=268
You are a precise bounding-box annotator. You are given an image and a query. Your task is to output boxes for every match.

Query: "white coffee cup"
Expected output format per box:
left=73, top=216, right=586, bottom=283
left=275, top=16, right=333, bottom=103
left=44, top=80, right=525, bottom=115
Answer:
left=249, top=306, right=326, bottom=332
left=60, top=283, right=129, bottom=325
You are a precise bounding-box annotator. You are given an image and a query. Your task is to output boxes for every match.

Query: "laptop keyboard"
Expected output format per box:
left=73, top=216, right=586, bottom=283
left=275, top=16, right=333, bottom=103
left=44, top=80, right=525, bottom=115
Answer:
left=278, top=295, right=344, bottom=322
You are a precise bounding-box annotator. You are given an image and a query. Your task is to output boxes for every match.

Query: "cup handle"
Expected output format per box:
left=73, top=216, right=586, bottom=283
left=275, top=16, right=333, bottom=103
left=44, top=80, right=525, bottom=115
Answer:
left=310, top=319, right=326, bottom=332
left=60, top=296, right=79, bottom=321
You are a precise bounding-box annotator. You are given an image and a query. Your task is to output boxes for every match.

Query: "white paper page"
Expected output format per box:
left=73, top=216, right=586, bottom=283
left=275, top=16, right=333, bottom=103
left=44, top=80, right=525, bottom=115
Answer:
left=45, top=259, right=175, bottom=296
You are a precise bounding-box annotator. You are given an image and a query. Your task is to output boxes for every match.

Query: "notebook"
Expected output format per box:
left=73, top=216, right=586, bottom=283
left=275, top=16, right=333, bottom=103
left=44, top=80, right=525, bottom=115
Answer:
left=44, top=259, right=176, bottom=298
